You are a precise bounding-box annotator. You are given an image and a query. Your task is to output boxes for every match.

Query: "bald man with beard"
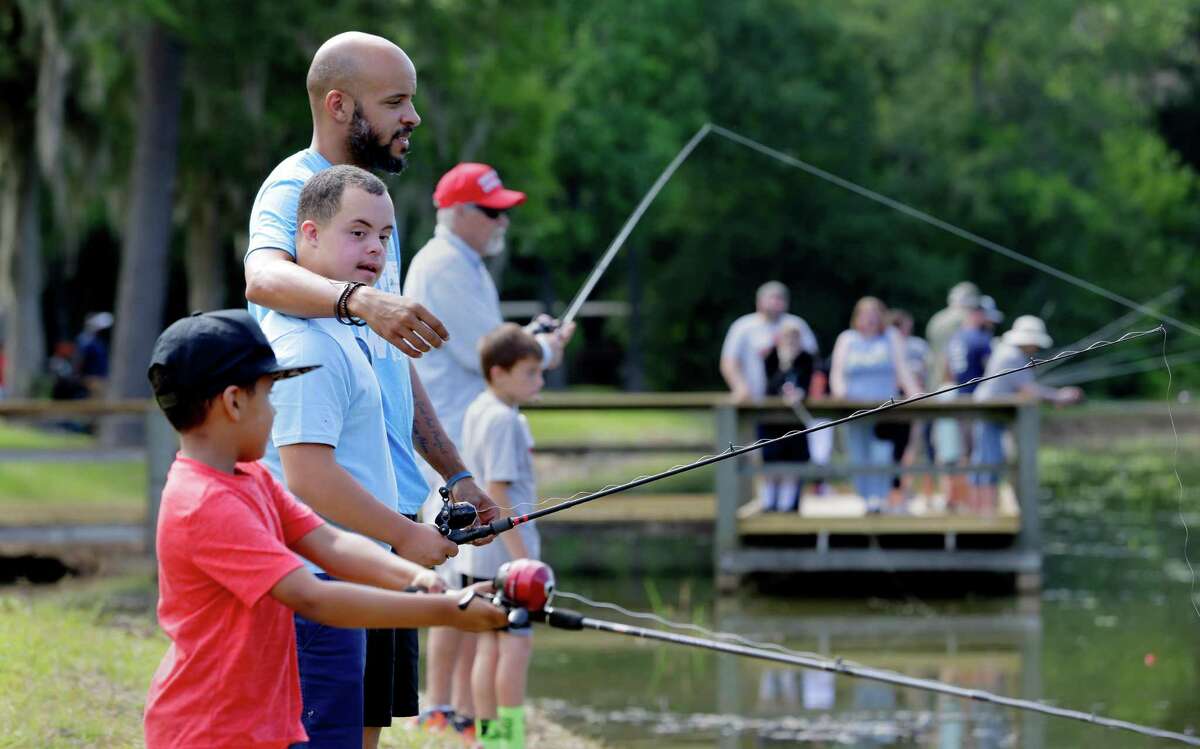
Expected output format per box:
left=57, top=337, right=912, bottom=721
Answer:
left=244, top=33, right=499, bottom=749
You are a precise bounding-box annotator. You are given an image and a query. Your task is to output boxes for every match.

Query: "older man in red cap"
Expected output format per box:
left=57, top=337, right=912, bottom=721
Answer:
left=403, top=162, right=573, bottom=739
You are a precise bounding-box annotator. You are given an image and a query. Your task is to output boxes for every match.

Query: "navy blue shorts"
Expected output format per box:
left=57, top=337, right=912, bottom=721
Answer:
left=295, top=605, right=365, bottom=748
left=363, top=624, right=419, bottom=725
left=363, top=525, right=421, bottom=726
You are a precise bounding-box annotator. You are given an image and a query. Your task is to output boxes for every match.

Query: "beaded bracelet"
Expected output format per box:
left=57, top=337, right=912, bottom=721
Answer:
left=336, top=282, right=367, bottom=326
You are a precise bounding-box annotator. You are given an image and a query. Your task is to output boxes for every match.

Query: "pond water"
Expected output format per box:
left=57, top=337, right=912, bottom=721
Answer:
left=528, top=459, right=1200, bottom=747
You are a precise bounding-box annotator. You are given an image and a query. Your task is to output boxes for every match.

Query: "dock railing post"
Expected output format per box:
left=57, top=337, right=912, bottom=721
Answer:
left=145, top=406, right=178, bottom=561
left=1015, top=402, right=1041, bottom=591
left=714, top=402, right=740, bottom=591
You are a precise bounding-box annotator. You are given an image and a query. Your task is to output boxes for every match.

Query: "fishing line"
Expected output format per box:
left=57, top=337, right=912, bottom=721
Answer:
left=1041, top=347, right=1200, bottom=388
left=534, top=601, right=1200, bottom=746
left=448, top=328, right=1161, bottom=539
left=1038, top=286, right=1184, bottom=375
left=1162, top=329, right=1199, bottom=620
left=553, top=589, right=853, bottom=664
left=485, top=328, right=1163, bottom=516
left=561, top=122, right=1199, bottom=338
left=704, top=124, right=1200, bottom=339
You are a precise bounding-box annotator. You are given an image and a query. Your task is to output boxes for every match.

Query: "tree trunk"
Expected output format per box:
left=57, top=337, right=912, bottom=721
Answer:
left=103, top=23, right=183, bottom=445
left=622, top=242, right=645, bottom=391
left=0, top=153, right=47, bottom=398
left=184, top=190, right=225, bottom=313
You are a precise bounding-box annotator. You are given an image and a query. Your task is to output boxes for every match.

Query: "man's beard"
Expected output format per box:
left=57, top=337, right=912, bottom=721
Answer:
left=483, top=227, right=507, bottom=257
left=347, top=105, right=409, bottom=174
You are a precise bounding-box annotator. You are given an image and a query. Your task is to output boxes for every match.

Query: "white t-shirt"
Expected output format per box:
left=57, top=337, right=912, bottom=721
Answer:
left=720, top=313, right=818, bottom=399
left=456, top=389, right=540, bottom=578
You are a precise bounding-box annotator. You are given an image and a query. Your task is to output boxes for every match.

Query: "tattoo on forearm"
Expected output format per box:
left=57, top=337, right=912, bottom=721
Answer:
left=412, top=395, right=460, bottom=474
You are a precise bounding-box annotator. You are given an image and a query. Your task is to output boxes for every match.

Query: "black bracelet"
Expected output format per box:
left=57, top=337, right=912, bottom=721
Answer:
left=336, top=282, right=367, bottom=326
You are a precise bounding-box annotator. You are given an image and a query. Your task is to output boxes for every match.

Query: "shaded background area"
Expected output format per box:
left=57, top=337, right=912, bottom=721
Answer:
left=3, top=0, right=1200, bottom=402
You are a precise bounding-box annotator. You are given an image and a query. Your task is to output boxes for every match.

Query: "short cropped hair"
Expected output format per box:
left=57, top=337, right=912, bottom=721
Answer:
left=297, top=165, right=388, bottom=226
left=479, top=323, right=543, bottom=382
left=147, top=371, right=259, bottom=432
left=756, top=280, right=789, bottom=304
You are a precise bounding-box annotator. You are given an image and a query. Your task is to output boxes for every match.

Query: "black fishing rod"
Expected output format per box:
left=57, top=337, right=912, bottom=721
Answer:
left=436, top=327, right=1163, bottom=544
left=467, top=560, right=1200, bottom=745
left=531, top=603, right=1200, bottom=747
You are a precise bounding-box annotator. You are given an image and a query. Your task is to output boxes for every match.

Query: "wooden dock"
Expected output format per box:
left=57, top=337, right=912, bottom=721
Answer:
left=2, top=394, right=1044, bottom=591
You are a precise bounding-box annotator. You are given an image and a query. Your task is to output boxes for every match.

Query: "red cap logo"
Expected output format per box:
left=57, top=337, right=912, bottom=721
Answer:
left=433, top=162, right=527, bottom=210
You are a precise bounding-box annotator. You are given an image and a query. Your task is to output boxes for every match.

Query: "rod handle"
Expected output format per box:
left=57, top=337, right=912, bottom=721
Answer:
left=447, top=517, right=514, bottom=544
left=532, top=606, right=585, bottom=631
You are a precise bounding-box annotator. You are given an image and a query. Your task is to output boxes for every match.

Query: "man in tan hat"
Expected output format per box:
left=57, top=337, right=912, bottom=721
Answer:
left=971, top=315, right=1082, bottom=512
left=926, top=281, right=980, bottom=389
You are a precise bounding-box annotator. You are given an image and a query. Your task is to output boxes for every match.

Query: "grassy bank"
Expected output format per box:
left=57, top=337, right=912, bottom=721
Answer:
left=0, top=569, right=603, bottom=748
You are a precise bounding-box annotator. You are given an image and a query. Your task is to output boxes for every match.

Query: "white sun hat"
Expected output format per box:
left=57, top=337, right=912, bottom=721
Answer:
left=1002, top=315, right=1053, bottom=349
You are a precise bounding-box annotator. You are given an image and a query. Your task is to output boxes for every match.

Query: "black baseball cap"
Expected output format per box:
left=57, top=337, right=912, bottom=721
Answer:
left=147, top=309, right=319, bottom=409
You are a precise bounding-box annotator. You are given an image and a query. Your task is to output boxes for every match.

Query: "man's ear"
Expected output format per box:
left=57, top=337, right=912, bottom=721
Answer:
left=324, top=89, right=353, bottom=124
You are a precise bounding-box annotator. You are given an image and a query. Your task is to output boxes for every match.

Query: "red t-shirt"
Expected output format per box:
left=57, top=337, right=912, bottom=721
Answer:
left=144, top=455, right=324, bottom=749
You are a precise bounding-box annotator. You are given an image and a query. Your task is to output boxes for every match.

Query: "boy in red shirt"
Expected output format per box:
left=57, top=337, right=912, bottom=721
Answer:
left=142, top=309, right=506, bottom=749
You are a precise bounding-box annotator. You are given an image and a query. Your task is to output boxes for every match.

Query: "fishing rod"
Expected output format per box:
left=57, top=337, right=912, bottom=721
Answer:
left=542, top=124, right=1200, bottom=340
left=535, top=607, right=1200, bottom=746
left=531, top=124, right=713, bottom=334
left=436, top=327, right=1163, bottom=544
left=476, top=559, right=1200, bottom=747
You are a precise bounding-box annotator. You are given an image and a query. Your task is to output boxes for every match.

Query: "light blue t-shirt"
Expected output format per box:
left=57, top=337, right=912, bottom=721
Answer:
left=246, top=148, right=428, bottom=514
left=258, top=313, right=399, bottom=573
left=839, top=328, right=900, bottom=401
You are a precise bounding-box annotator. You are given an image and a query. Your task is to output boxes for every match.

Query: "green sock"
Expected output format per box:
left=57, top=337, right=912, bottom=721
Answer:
left=476, top=717, right=505, bottom=749
left=498, top=705, right=526, bottom=749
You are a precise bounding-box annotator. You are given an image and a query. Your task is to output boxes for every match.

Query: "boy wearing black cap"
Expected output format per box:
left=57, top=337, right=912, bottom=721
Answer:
left=142, top=309, right=506, bottom=749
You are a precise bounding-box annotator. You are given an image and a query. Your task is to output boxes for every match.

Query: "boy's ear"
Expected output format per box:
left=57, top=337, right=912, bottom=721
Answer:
left=217, top=385, right=242, bottom=422
left=299, top=219, right=320, bottom=246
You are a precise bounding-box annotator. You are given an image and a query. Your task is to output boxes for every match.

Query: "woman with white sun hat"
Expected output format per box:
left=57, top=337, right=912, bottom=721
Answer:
left=970, top=315, right=1083, bottom=513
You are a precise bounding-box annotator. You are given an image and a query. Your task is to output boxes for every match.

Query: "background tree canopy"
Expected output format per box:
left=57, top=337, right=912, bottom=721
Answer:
left=2, top=0, right=1198, bottom=397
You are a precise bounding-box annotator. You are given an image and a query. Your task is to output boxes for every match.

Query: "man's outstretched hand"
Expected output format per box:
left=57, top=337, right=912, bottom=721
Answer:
left=350, top=287, right=450, bottom=358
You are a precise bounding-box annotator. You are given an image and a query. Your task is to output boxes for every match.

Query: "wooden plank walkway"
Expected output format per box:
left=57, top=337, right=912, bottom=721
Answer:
left=534, top=489, right=1020, bottom=536
left=536, top=493, right=715, bottom=523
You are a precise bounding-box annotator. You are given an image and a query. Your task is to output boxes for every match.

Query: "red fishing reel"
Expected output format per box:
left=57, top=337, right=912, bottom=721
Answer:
left=493, top=559, right=555, bottom=629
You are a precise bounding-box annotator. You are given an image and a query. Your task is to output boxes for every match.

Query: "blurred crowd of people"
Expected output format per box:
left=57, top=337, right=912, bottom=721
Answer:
left=720, top=281, right=1082, bottom=517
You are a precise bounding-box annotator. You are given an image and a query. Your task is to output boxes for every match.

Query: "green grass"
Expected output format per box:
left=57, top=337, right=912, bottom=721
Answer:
left=0, top=461, right=145, bottom=525
left=525, top=409, right=712, bottom=445
left=540, top=453, right=715, bottom=497
left=0, top=579, right=165, bottom=748
left=0, top=421, right=95, bottom=450
left=0, top=575, right=546, bottom=749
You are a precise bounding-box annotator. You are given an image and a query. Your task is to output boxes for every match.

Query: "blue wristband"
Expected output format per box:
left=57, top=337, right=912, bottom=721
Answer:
left=445, top=470, right=473, bottom=492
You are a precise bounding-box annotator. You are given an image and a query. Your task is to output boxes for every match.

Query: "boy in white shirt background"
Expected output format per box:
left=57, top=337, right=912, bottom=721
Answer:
left=457, top=323, right=547, bottom=748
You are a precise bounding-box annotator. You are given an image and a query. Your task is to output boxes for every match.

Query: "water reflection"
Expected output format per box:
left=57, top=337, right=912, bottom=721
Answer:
left=529, top=579, right=1044, bottom=748
left=528, top=471, right=1200, bottom=746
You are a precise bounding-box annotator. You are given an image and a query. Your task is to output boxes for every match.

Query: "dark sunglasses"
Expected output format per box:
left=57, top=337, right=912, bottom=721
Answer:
left=471, top=204, right=507, bottom=220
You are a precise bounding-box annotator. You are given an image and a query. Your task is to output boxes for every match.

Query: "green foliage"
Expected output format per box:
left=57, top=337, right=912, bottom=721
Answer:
left=8, top=0, right=1200, bottom=393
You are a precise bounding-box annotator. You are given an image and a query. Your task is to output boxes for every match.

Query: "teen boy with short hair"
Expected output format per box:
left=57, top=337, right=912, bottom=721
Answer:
left=257, top=164, right=454, bottom=748
left=142, top=309, right=505, bottom=749
left=458, top=323, right=547, bottom=748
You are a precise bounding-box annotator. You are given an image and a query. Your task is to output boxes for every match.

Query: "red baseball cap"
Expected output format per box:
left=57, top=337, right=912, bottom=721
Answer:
left=433, top=163, right=527, bottom=210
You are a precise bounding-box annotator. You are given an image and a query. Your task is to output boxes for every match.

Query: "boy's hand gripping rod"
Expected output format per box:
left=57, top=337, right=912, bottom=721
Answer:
left=437, top=327, right=1163, bottom=545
